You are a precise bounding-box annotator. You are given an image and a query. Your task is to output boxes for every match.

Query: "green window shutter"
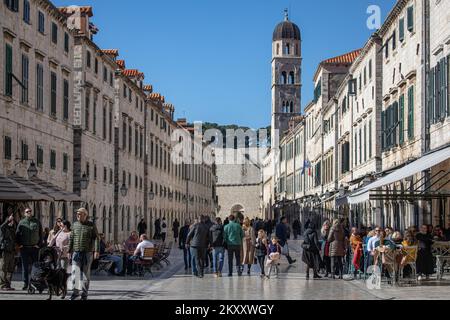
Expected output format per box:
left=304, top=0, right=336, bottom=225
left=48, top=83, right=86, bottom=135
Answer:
left=408, top=86, right=414, bottom=140
left=5, top=44, right=13, bottom=96
left=393, top=102, right=399, bottom=145
left=447, top=55, right=450, bottom=117
left=440, top=57, right=447, bottom=119
left=399, top=18, right=405, bottom=42
left=428, top=67, right=435, bottom=125
left=407, top=6, right=414, bottom=32
left=399, top=95, right=405, bottom=144
left=381, top=110, right=385, bottom=151
left=435, top=63, right=440, bottom=122
left=369, top=120, right=372, bottom=159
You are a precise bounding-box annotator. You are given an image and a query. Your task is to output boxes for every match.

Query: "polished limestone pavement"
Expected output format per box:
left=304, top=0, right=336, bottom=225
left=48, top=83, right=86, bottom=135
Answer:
left=1, top=240, right=449, bottom=300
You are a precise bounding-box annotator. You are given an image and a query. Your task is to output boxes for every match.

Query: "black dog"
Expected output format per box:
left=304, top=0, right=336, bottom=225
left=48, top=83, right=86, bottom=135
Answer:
left=28, top=247, right=70, bottom=300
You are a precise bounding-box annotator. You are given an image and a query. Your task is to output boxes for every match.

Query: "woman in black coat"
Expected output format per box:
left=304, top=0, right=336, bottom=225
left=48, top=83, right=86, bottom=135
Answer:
left=415, top=224, right=435, bottom=280
left=302, top=222, right=322, bottom=279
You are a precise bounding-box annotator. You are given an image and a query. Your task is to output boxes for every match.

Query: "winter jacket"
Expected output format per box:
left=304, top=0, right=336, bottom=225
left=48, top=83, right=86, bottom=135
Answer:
left=223, top=221, right=244, bottom=246
left=328, top=223, right=346, bottom=257
left=209, top=223, right=224, bottom=248
left=275, top=223, right=288, bottom=246
left=16, top=217, right=42, bottom=247
left=179, top=225, right=190, bottom=249
left=69, top=220, right=100, bottom=253
left=0, top=220, right=16, bottom=252
left=303, top=228, right=320, bottom=252
left=186, top=222, right=210, bottom=248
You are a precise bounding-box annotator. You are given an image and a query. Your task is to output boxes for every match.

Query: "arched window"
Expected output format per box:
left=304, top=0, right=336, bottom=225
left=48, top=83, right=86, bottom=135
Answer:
left=276, top=43, right=280, bottom=55
left=284, top=43, right=290, bottom=55
left=108, top=208, right=112, bottom=235
left=92, top=205, right=97, bottom=225
left=289, top=72, right=295, bottom=84
left=295, top=44, right=299, bottom=55
left=49, top=203, right=55, bottom=229
left=280, top=72, right=287, bottom=85
left=102, top=208, right=107, bottom=233
left=290, top=102, right=294, bottom=113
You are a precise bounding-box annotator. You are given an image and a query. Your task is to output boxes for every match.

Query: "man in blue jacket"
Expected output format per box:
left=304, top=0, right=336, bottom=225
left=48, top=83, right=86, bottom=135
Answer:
left=276, top=217, right=296, bottom=265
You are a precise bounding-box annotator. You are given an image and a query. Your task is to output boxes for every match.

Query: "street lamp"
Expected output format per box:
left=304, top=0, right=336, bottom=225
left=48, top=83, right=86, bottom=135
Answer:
left=120, top=183, right=128, bottom=197
left=80, top=173, right=89, bottom=190
left=27, top=162, right=38, bottom=179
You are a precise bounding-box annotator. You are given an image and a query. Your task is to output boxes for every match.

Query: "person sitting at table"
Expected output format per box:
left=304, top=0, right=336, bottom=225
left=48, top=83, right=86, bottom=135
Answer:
left=124, top=231, right=139, bottom=275
left=99, top=234, right=124, bottom=276
left=391, top=232, right=403, bottom=247
left=374, top=230, right=396, bottom=250
left=130, top=234, right=155, bottom=260
left=432, top=226, right=446, bottom=242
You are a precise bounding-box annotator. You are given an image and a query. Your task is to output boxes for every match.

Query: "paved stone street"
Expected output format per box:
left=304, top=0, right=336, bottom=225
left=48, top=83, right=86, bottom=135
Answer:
left=1, top=240, right=449, bottom=300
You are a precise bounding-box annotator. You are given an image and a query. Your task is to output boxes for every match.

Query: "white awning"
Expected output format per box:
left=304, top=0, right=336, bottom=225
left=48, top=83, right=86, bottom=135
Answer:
left=348, top=146, right=450, bottom=205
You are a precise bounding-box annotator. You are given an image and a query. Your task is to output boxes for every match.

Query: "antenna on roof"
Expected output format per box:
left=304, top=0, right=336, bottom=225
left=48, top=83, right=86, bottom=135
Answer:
left=284, top=8, right=289, bottom=21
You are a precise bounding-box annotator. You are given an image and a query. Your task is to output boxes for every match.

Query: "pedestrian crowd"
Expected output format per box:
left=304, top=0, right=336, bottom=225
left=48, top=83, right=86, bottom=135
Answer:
left=300, top=217, right=450, bottom=282
left=181, top=215, right=297, bottom=279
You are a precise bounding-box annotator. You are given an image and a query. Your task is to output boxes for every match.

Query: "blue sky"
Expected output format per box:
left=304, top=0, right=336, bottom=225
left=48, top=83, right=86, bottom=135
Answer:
left=54, top=0, right=396, bottom=129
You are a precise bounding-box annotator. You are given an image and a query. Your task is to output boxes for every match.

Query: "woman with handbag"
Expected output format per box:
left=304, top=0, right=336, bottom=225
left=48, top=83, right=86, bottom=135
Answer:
left=302, top=222, right=322, bottom=279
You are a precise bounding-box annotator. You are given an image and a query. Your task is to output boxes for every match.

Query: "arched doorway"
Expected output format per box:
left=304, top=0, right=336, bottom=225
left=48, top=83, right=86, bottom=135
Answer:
left=230, top=204, right=245, bottom=221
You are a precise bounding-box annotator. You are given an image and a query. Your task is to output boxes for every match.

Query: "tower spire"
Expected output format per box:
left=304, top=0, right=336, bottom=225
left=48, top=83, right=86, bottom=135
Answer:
left=284, top=8, right=289, bottom=21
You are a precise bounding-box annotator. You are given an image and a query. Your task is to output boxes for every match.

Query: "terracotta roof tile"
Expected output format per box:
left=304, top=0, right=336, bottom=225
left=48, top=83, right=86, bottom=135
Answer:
left=101, top=49, right=119, bottom=58
left=148, top=93, right=165, bottom=103
left=58, top=6, right=93, bottom=17
left=321, top=49, right=362, bottom=65
left=116, top=60, right=126, bottom=69
left=143, top=85, right=153, bottom=92
left=122, top=69, right=144, bottom=78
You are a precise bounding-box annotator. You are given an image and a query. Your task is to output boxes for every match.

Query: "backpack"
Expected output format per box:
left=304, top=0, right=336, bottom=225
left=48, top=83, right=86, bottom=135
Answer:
left=162, top=222, right=167, bottom=229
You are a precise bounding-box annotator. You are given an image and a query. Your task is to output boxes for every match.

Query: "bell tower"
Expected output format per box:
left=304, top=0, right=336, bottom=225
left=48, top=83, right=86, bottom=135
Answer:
left=271, top=9, right=302, bottom=148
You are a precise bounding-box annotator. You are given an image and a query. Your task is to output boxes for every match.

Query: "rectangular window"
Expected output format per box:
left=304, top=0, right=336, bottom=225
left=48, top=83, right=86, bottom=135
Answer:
left=399, top=18, right=405, bottom=42
left=109, top=169, right=113, bottom=184
left=38, top=11, right=45, bottom=34
left=139, top=132, right=143, bottom=158
left=135, top=128, right=138, bottom=157
left=63, top=153, right=68, bottom=172
left=51, top=23, right=58, bottom=44
left=122, top=121, right=127, bottom=150
left=150, top=141, right=154, bottom=166
left=64, top=32, right=69, bottom=53
left=109, top=103, right=113, bottom=142
left=408, top=86, right=414, bottom=140
left=364, top=67, right=367, bottom=86
left=109, top=72, right=113, bottom=87
left=93, top=165, right=97, bottom=180
left=103, top=167, right=107, bottom=182
left=5, top=0, right=19, bottom=12
left=86, top=163, right=90, bottom=178
left=369, top=120, right=372, bottom=159
left=50, top=150, right=56, bottom=170
left=94, top=58, right=98, bottom=74
left=4, top=136, right=12, bottom=160
left=399, top=94, right=405, bottom=144
left=21, top=141, right=28, bottom=161
left=392, top=31, right=396, bottom=51
left=151, top=109, right=154, bottom=121
left=364, top=125, right=367, bottom=162
left=63, top=80, right=69, bottom=121
left=36, top=63, right=44, bottom=111
left=123, top=85, right=127, bottom=98
left=21, top=54, right=29, bottom=103
left=5, top=44, right=13, bottom=96
left=36, top=145, right=43, bottom=166
left=50, top=72, right=57, bottom=117
left=23, top=0, right=30, bottom=23
left=86, top=51, right=91, bottom=68
left=354, top=135, right=357, bottom=166
left=369, top=60, right=372, bottom=79
left=93, top=98, right=97, bottom=134
left=85, top=93, right=90, bottom=130
left=407, top=6, right=414, bottom=32
left=102, top=105, right=107, bottom=139
left=128, top=125, right=132, bottom=153
left=359, top=129, right=362, bottom=164
left=103, top=67, right=107, bottom=82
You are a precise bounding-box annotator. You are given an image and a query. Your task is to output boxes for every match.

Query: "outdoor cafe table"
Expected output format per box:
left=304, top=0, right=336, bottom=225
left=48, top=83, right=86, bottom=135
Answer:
left=432, top=241, right=450, bottom=280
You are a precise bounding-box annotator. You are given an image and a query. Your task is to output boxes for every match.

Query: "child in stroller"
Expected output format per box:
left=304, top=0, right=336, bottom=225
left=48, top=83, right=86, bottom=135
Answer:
left=28, top=246, right=69, bottom=300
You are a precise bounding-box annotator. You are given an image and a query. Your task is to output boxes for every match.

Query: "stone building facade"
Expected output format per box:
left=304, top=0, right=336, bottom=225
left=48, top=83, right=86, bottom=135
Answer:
left=0, top=1, right=217, bottom=242
left=0, top=0, right=75, bottom=224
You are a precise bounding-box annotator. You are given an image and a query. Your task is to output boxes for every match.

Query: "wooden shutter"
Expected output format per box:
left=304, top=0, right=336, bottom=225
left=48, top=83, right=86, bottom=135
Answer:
left=5, top=44, right=13, bottom=96
left=399, top=18, right=405, bottom=42
left=393, top=101, right=399, bottom=145
left=407, top=6, right=414, bottom=32
left=399, top=95, right=405, bottom=144
left=381, top=110, right=385, bottom=151
left=440, top=57, right=447, bottom=119
left=408, top=86, right=414, bottom=140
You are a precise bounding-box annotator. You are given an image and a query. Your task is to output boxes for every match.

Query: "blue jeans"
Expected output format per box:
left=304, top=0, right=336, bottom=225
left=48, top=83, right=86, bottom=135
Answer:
left=20, top=247, right=39, bottom=287
left=71, top=252, right=93, bottom=298
left=190, top=247, right=198, bottom=274
left=212, top=247, right=224, bottom=273
left=190, top=247, right=206, bottom=276
left=103, top=255, right=123, bottom=274
left=183, top=247, right=191, bottom=269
